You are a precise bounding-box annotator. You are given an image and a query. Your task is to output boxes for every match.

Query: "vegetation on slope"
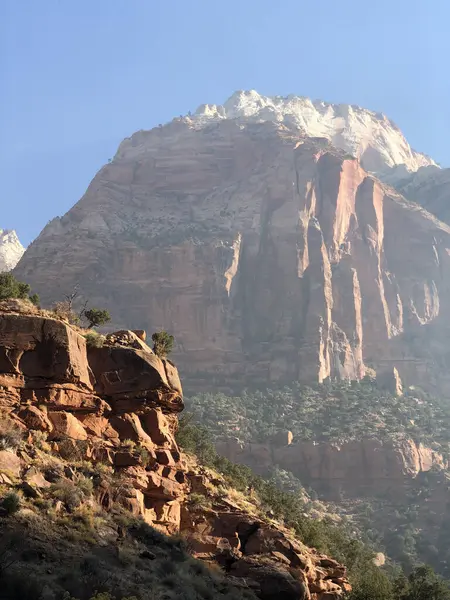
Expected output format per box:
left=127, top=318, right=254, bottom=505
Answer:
left=0, top=272, right=39, bottom=305
left=186, top=379, right=450, bottom=457
left=0, top=422, right=256, bottom=600
left=185, top=381, right=450, bottom=577
left=0, top=514, right=257, bottom=600
left=176, top=418, right=450, bottom=600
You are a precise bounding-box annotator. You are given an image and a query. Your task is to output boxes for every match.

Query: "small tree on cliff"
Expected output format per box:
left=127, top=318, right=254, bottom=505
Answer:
left=0, top=272, right=39, bottom=305
left=84, top=308, right=111, bottom=329
left=152, top=330, right=174, bottom=357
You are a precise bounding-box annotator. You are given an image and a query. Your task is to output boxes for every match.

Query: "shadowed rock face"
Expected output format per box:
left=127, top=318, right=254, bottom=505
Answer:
left=14, top=121, right=450, bottom=391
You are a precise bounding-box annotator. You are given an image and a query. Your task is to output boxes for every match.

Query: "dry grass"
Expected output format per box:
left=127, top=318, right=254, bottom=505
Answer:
left=0, top=418, right=23, bottom=451
left=0, top=506, right=257, bottom=600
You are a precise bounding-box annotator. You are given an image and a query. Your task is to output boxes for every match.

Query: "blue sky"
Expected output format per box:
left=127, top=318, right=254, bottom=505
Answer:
left=2, top=0, right=449, bottom=245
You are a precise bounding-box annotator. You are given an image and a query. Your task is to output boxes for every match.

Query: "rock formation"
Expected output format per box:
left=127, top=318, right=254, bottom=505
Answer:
left=192, top=90, right=436, bottom=174
left=0, top=229, right=24, bottom=271
left=215, top=437, right=445, bottom=500
left=0, top=303, right=350, bottom=599
left=14, top=94, right=450, bottom=393
left=383, top=164, right=450, bottom=226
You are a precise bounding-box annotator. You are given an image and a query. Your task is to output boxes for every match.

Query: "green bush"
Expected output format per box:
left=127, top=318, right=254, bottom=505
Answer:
left=152, top=330, right=174, bottom=357
left=84, top=331, right=105, bottom=348
left=2, top=492, right=21, bottom=515
left=51, top=475, right=93, bottom=510
left=397, top=565, right=450, bottom=600
left=0, top=272, right=39, bottom=305
left=84, top=308, right=111, bottom=329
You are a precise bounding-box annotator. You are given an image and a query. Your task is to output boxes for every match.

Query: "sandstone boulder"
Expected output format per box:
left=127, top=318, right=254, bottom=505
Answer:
left=230, top=557, right=308, bottom=600
left=77, top=414, right=119, bottom=441
left=270, top=431, right=293, bottom=447
left=87, top=345, right=183, bottom=412
left=0, top=450, right=21, bottom=477
left=144, top=499, right=181, bottom=534
left=48, top=412, right=88, bottom=441
left=18, top=405, right=53, bottom=432
left=23, top=466, right=51, bottom=489
left=0, top=314, right=91, bottom=388
left=146, top=470, right=185, bottom=500
left=105, top=330, right=152, bottom=352
left=133, top=330, right=146, bottom=341
left=376, top=367, right=403, bottom=396
left=141, top=408, right=178, bottom=448
left=109, top=413, right=155, bottom=450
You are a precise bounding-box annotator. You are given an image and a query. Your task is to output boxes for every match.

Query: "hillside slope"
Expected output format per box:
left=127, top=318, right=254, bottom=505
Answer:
left=0, top=301, right=355, bottom=600
left=186, top=382, right=450, bottom=575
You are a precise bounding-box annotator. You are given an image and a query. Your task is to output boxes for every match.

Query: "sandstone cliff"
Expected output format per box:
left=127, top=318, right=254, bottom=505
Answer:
left=216, top=437, right=445, bottom=500
left=0, top=303, right=350, bottom=600
left=14, top=116, right=450, bottom=392
left=383, top=165, right=450, bottom=226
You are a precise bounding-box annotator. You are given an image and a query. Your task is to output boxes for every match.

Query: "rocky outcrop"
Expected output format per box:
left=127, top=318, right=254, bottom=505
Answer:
left=192, top=90, right=436, bottom=174
left=15, top=110, right=450, bottom=392
left=216, top=437, right=445, bottom=500
left=0, top=229, right=25, bottom=271
left=181, top=484, right=351, bottom=600
left=0, top=306, right=185, bottom=533
left=0, top=306, right=350, bottom=599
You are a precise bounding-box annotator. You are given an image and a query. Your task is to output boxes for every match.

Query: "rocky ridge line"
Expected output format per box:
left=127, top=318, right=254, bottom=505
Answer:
left=188, top=90, right=436, bottom=173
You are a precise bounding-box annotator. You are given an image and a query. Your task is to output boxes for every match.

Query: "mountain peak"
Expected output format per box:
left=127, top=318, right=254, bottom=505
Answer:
left=192, top=90, right=436, bottom=174
left=0, top=229, right=25, bottom=271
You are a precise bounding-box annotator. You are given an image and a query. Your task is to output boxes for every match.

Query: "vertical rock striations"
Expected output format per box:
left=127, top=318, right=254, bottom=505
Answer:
left=14, top=117, right=450, bottom=392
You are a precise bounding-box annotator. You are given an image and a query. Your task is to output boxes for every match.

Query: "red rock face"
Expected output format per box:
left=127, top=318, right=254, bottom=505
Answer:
left=0, top=309, right=185, bottom=534
left=216, top=437, right=446, bottom=500
left=14, top=122, right=450, bottom=391
left=0, top=307, right=350, bottom=599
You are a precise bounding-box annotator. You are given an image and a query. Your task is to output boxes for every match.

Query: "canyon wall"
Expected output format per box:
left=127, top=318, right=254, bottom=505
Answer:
left=216, top=436, right=445, bottom=500
left=14, top=120, right=450, bottom=391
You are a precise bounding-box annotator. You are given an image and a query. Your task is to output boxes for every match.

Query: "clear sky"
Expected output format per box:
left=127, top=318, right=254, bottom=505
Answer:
left=2, top=0, right=449, bottom=245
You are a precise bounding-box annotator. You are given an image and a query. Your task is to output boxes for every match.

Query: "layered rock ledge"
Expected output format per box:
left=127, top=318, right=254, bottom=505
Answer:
left=0, top=306, right=350, bottom=599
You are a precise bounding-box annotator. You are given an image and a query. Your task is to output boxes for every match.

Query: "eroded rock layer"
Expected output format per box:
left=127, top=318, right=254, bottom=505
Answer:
left=216, top=437, right=445, bottom=499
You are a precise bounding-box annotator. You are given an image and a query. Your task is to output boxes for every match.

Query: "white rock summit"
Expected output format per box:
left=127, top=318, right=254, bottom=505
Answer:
left=0, top=229, right=25, bottom=271
left=192, top=90, right=436, bottom=174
